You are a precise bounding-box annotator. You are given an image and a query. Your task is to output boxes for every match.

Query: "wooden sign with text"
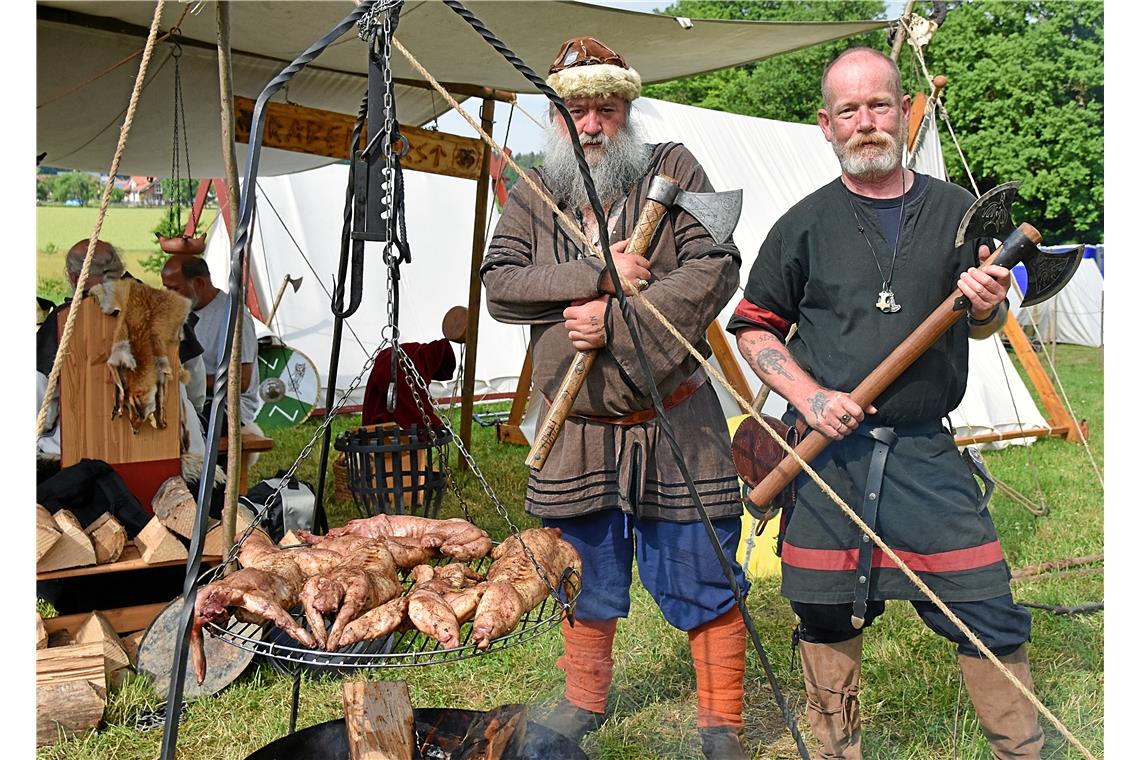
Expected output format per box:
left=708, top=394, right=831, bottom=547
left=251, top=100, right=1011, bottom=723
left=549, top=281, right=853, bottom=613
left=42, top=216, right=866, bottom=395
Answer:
left=234, top=97, right=485, bottom=181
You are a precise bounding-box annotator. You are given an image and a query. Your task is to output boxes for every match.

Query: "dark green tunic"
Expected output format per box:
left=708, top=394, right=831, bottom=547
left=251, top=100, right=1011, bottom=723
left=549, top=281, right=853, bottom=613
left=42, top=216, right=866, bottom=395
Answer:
left=727, top=175, right=1014, bottom=603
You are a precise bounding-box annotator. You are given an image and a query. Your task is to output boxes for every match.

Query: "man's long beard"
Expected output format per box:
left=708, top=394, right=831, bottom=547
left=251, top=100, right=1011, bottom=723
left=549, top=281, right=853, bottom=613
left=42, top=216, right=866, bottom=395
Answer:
left=831, top=120, right=904, bottom=181
left=541, top=116, right=650, bottom=210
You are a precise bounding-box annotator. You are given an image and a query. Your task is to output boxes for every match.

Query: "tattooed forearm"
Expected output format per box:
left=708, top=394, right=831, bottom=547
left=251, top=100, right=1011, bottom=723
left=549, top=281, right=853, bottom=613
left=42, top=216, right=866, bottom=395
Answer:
left=754, top=348, right=794, bottom=381
left=808, top=392, right=827, bottom=421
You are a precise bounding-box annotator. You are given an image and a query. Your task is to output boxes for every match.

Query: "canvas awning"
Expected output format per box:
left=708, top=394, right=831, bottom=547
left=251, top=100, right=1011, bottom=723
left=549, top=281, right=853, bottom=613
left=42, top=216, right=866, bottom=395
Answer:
left=36, top=0, right=888, bottom=176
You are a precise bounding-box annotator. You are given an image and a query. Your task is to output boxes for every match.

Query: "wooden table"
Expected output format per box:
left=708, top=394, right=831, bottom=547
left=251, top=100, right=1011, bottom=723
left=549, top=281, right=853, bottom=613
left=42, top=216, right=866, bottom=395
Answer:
left=217, top=431, right=276, bottom=494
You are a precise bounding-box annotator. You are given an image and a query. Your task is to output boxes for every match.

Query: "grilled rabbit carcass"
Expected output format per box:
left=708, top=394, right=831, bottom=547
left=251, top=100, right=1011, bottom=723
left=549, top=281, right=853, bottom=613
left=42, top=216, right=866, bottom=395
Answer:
left=405, top=563, right=486, bottom=649
left=471, top=528, right=581, bottom=650
left=300, top=539, right=404, bottom=650
left=321, top=514, right=493, bottom=561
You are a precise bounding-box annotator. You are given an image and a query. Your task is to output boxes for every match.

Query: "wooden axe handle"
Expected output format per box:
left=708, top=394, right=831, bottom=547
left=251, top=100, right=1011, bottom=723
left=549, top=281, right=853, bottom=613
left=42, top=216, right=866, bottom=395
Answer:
left=525, top=184, right=675, bottom=470
left=747, top=222, right=1042, bottom=508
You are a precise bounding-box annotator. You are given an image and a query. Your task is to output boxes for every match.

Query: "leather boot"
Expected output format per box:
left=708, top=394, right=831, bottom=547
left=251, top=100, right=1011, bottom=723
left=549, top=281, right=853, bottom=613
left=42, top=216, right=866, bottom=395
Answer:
left=540, top=618, right=617, bottom=743
left=958, top=646, right=1044, bottom=759
left=698, top=725, right=749, bottom=759
left=539, top=698, right=606, bottom=744
left=799, top=634, right=863, bottom=760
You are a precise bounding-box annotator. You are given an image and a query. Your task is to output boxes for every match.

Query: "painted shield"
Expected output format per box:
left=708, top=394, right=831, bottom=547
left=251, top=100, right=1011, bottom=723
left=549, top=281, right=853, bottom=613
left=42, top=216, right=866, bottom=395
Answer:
left=255, top=343, right=320, bottom=430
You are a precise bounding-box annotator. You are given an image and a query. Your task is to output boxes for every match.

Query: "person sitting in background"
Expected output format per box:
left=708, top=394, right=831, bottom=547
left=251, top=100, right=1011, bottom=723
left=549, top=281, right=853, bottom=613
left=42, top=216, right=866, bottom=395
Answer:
left=161, top=253, right=261, bottom=431
left=361, top=305, right=468, bottom=430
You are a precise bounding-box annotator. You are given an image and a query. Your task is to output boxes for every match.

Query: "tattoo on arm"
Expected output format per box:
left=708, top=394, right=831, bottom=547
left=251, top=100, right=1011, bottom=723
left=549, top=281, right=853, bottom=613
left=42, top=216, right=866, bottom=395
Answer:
left=808, top=392, right=827, bottom=422
left=755, top=348, right=793, bottom=381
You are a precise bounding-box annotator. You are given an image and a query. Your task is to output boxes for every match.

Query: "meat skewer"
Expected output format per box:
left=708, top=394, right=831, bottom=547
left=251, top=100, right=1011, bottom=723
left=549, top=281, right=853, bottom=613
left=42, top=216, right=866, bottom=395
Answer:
left=471, top=528, right=581, bottom=651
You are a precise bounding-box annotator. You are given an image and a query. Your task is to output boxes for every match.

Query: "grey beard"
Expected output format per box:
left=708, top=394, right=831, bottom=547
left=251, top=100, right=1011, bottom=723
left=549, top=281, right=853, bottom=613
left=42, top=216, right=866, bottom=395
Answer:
left=832, top=127, right=904, bottom=180
left=541, top=118, right=651, bottom=210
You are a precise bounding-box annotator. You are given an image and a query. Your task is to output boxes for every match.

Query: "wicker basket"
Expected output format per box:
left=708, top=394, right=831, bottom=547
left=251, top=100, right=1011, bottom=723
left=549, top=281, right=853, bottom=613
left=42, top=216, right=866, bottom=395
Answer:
left=332, top=453, right=351, bottom=502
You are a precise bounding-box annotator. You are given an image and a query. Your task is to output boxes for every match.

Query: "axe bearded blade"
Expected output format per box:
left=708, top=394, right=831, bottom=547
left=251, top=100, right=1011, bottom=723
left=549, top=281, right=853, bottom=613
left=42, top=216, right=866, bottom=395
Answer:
left=955, top=180, right=1022, bottom=247
left=675, top=187, right=743, bottom=245
left=1018, top=244, right=1084, bottom=307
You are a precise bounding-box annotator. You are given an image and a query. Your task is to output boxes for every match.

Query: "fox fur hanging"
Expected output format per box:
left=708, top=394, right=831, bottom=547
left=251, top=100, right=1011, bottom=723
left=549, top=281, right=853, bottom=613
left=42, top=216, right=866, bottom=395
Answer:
left=96, top=279, right=192, bottom=433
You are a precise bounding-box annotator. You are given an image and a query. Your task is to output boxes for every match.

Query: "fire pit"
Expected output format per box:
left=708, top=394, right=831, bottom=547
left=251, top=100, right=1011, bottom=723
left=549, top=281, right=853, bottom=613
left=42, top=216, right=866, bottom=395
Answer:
left=243, top=708, right=589, bottom=760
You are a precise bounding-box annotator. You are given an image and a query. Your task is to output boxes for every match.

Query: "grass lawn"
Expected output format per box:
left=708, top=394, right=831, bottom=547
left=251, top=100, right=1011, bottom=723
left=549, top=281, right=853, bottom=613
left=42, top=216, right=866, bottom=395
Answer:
left=36, top=205, right=219, bottom=303
left=36, top=345, right=1103, bottom=759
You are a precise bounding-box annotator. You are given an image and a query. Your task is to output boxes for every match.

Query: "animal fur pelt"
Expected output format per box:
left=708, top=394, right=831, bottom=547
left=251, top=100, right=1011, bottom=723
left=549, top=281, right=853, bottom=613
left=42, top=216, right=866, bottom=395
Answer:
left=96, top=279, right=191, bottom=433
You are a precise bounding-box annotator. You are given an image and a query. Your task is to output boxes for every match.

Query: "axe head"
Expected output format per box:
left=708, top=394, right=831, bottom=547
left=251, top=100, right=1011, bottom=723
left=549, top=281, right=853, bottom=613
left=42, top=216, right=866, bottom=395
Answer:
left=647, top=176, right=742, bottom=245
left=954, top=181, right=1081, bottom=308
left=286, top=275, right=303, bottom=292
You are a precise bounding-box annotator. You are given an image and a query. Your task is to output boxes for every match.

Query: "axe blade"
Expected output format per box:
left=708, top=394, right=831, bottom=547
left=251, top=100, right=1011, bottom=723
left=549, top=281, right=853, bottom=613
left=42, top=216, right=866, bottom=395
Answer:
left=1017, top=243, right=1083, bottom=308
left=955, top=180, right=1021, bottom=248
left=288, top=275, right=303, bottom=292
left=674, top=187, right=743, bottom=245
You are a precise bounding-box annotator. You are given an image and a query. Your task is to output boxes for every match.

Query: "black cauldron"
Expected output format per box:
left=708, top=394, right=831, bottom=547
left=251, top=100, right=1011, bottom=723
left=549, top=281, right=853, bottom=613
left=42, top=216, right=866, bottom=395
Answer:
left=244, top=708, right=589, bottom=760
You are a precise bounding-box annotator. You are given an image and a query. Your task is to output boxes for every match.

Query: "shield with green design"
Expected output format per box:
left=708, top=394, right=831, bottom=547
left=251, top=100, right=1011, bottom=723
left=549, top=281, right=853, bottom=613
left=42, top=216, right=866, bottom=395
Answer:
left=256, top=343, right=320, bottom=430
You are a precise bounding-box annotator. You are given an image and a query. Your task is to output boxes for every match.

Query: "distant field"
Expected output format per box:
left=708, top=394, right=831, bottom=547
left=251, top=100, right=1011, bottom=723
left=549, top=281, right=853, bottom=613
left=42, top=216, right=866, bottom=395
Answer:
left=36, top=205, right=219, bottom=301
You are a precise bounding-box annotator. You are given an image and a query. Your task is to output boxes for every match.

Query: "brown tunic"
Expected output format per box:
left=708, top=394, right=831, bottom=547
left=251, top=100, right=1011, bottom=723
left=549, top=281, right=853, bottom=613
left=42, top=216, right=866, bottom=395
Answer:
left=481, top=142, right=742, bottom=521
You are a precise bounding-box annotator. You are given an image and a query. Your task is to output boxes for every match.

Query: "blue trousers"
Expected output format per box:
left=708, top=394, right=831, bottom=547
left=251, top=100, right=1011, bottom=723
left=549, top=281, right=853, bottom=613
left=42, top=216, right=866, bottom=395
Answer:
left=542, top=508, right=749, bottom=632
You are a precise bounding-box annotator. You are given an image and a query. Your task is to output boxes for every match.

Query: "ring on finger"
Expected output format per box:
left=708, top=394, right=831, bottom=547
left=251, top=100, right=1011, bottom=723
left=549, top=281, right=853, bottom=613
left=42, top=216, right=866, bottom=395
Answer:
left=840, top=413, right=851, bottom=424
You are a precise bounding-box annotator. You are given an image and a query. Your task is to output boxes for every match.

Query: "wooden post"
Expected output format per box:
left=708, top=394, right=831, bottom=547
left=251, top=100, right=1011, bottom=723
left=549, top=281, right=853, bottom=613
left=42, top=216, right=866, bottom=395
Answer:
left=705, top=321, right=752, bottom=414
left=890, top=0, right=918, bottom=62
left=497, top=347, right=533, bottom=446
left=1000, top=311, right=1086, bottom=442
left=459, top=97, right=495, bottom=469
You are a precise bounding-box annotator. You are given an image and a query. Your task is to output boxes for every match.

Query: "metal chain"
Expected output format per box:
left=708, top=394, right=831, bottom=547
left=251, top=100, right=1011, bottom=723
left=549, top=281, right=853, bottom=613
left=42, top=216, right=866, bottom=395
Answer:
left=394, top=346, right=568, bottom=609
left=218, top=340, right=388, bottom=568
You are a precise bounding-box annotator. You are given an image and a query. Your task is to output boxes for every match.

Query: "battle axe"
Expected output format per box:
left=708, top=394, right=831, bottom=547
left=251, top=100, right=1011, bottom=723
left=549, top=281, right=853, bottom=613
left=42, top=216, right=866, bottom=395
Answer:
left=525, top=175, right=743, bottom=470
left=742, top=181, right=1082, bottom=510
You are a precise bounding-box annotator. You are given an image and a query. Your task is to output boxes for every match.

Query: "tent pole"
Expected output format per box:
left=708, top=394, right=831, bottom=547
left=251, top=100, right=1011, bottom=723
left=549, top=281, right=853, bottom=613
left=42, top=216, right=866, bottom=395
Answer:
left=889, top=0, right=917, bottom=62
left=459, top=97, right=495, bottom=469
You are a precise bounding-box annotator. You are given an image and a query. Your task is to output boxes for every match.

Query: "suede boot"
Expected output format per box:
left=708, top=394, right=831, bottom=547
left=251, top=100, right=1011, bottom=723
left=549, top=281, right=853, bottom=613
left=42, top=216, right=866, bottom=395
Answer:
left=958, top=645, right=1044, bottom=759
left=540, top=698, right=606, bottom=744
left=799, top=634, right=863, bottom=760
left=698, top=725, right=749, bottom=759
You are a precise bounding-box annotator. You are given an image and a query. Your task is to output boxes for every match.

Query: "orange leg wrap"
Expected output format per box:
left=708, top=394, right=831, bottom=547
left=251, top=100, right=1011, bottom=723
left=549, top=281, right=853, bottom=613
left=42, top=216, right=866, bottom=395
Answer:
left=689, top=606, right=746, bottom=729
left=557, top=617, right=618, bottom=714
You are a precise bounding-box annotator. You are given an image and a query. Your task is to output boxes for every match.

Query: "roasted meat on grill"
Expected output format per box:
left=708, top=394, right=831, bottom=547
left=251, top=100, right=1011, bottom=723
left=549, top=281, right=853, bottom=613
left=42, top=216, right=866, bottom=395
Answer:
left=319, top=514, right=494, bottom=561
left=405, top=563, right=485, bottom=649
left=471, top=528, right=581, bottom=650
left=301, top=539, right=404, bottom=650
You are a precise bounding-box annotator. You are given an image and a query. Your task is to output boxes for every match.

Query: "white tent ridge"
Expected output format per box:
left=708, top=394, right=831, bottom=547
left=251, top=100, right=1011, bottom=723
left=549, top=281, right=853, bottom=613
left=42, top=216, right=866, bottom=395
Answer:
left=205, top=95, right=1050, bottom=446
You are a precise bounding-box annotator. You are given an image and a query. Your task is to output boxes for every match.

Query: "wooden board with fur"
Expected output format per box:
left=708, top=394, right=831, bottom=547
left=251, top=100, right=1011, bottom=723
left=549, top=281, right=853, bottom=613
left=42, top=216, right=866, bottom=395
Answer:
left=58, top=294, right=183, bottom=467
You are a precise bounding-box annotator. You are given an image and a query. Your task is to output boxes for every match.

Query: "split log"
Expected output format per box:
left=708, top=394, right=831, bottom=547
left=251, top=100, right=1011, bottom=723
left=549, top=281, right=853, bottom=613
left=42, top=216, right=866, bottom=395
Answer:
left=121, top=630, right=146, bottom=668
left=134, top=517, right=188, bottom=564
left=343, top=680, right=415, bottom=760
left=75, top=612, right=132, bottom=675
left=37, top=613, right=48, bottom=650
left=203, top=508, right=265, bottom=558
left=38, top=510, right=96, bottom=572
left=454, top=705, right=529, bottom=760
left=152, top=476, right=198, bottom=539
left=85, top=513, right=127, bottom=564
left=37, top=505, right=62, bottom=562
left=36, top=641, right=106, bottom=697
left=36, top=680, right=105, bottom=748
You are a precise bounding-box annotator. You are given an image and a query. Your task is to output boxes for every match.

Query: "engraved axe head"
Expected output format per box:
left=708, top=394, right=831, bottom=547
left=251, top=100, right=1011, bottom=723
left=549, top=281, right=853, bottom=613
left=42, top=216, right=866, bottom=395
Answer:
left=646, top=176, right=743, bottom=244
left=954, top=181, right=1081, bottom=308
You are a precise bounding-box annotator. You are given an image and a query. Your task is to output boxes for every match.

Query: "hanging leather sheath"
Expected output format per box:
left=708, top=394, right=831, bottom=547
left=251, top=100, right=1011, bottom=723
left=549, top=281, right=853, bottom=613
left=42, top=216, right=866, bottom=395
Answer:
left=850, top=425, right=898, bottom=629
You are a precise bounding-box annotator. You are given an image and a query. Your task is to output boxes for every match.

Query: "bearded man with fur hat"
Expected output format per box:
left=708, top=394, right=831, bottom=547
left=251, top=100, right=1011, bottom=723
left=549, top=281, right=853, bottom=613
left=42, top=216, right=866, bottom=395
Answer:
left=481, top=37, right=750, bottom=758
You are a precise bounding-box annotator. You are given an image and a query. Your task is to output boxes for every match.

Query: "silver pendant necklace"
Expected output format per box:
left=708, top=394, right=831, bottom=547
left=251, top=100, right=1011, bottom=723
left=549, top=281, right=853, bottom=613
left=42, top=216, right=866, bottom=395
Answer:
left=847, top=175, right=906, bottom=313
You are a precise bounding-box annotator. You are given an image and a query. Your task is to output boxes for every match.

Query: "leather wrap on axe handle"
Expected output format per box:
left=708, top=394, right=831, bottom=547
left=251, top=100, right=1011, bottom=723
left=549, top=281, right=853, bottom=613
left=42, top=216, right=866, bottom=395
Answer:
left=747, top=222, right=1043, bottom=508
left=525, top=178, right=677, bottom=470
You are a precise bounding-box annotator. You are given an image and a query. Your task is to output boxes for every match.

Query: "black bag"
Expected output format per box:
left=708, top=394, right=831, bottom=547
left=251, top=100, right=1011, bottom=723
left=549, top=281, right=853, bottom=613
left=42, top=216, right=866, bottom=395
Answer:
left=36, top=458, right=152, bottom=538
left=242, top=470, right=317, bottom=542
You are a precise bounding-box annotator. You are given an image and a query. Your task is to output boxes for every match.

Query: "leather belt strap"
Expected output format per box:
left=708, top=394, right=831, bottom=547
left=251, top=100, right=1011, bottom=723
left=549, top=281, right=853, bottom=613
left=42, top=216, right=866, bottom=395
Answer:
left=851, top=424, right=898, bottom=630
left=571, top=370, right=706, bottom=426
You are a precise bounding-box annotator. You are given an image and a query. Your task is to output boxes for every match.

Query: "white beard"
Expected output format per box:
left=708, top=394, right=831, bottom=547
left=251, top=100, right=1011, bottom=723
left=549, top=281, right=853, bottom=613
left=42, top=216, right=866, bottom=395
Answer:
left=541, top=114, right=651, bottom=210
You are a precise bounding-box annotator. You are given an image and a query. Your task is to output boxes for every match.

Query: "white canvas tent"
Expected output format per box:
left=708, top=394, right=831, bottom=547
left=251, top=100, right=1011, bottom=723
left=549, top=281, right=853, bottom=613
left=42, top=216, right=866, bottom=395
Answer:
left=1010, top=257, right=1104, bottom=348
left=210, top=94, right=1048, bottom=444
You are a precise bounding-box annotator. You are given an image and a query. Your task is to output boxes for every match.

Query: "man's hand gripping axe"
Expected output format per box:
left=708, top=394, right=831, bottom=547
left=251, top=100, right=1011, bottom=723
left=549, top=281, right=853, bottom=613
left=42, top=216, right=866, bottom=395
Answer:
left=525, top=174, right=743, bottom=470
left=741, top=180, right=1083, bottom=511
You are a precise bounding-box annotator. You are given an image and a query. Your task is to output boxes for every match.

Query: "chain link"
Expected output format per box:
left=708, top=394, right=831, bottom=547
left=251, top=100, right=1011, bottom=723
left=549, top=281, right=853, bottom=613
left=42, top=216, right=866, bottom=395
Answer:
left=393, top=346, right=568, bottom=609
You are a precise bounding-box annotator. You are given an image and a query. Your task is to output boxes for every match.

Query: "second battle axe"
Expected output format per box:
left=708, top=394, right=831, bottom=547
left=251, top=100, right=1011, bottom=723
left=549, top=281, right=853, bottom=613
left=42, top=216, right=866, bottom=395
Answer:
left=525, top=174, right=743, bottom=470
left=742, top=180, right=1082, bottom=510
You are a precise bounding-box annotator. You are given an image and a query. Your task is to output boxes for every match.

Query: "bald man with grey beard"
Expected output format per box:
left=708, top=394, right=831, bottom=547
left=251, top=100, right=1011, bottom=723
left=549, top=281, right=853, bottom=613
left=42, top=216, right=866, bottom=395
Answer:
left=480, top=36, right=749, bottom=759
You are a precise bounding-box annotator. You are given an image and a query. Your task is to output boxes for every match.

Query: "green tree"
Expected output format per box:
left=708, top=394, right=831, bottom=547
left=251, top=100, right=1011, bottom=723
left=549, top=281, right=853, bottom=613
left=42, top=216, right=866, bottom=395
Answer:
left=51, top=171, right=100, bottom=206
left=499, top=150, right=544, bottom=194
left=646, top=1, right=889, bottom=123
left=926, top=1, right=1104, bottom=242
left=160, top=177, right=197, bottom=208
left=36, top=179, right=51, bottom=202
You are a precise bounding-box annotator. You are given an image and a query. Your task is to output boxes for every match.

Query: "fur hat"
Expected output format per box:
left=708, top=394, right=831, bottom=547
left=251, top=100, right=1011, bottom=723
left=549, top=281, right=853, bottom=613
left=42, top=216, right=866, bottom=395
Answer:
left=546, top=36, right=641, bottom=102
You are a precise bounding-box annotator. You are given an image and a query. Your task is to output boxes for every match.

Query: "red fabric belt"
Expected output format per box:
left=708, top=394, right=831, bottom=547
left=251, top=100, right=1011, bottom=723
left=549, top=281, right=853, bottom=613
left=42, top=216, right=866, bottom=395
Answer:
left=572, top=371, right=706, bottom=426
left=781, top=539, right=1006, bottom=574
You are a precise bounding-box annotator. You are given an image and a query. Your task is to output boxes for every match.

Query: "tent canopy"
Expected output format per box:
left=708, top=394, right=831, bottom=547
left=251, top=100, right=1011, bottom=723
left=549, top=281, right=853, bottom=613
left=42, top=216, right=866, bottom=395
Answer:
left=37, top=0, right=887, bottom=176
